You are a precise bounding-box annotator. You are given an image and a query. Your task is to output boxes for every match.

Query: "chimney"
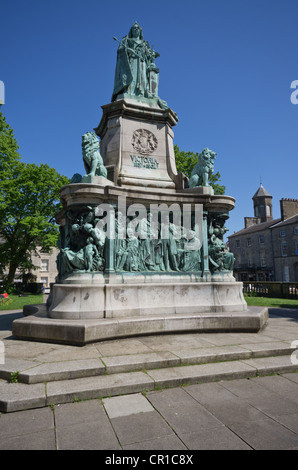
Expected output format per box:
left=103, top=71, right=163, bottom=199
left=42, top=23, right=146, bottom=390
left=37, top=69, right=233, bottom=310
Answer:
left=280, top=198, right=298, bottom=220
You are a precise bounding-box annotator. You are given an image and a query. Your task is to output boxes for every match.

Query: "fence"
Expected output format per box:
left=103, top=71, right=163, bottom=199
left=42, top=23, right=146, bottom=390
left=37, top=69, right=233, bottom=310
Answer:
left=243, top=281, right=298, bottom=299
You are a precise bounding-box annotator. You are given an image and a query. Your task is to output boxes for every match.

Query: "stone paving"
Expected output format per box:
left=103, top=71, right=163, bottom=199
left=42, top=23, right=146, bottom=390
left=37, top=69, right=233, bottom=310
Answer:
left=1, top=375, right=298, bottom=450
left=0, top=307, right=298, bottom=450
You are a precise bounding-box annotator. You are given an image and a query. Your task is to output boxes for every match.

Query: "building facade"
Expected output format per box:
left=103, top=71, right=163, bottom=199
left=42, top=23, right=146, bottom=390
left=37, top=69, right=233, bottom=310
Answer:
left=0, top=246, right=59, bottom=290
left=30, top=247, right=59, bottom=287
left=228, top=185, right=298, bottom=282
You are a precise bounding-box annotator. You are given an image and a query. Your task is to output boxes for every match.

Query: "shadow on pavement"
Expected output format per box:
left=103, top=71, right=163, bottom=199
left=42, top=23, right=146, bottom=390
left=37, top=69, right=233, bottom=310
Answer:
left=0, top=311, right=23, bottom=331
left=268, top=307, right=298, bottom=322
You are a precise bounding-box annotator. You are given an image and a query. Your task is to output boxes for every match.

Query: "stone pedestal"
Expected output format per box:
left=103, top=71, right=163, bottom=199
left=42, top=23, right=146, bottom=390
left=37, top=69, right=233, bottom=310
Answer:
left=94, top=99, right=181, bottom=190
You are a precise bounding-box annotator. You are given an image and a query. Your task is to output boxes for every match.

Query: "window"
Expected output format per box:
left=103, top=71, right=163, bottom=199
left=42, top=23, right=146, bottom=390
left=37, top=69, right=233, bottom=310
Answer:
left=41, top=259, right=49, bottom=272
left=296, top=239, right=298, bottom=255
left=294, top=226, right=298, bottom=235
left=281, top=241, right=287, bottom=257
left=247, top=238, right=252, bottom=247
left=259, top=235, right=264, bottom=244
left=266, top=205, right=271, bottom=216
left=280, top=230, right=286, bottom=237
left=235, top=240, right=240, bottom=248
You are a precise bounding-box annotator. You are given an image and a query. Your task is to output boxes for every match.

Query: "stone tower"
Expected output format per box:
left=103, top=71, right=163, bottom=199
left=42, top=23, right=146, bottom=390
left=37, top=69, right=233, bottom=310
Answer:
left=252, top=184, right=273, bottom=222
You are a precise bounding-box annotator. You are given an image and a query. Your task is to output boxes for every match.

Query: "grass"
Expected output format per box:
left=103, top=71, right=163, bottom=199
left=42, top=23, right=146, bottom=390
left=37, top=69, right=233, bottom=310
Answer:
left=0, top=293, right=44, bottom=311
left=244, top=294, right=298, bottom=309
left=1, top=292, right=297, bottom=311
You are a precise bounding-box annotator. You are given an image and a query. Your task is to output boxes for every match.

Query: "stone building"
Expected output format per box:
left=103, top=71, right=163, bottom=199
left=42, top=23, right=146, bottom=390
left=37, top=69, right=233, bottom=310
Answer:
left=228, top=185, right=298, bottom=282
left=0, top=245, right=59, bottom=290
left=29, top=247, right=59, bottom=288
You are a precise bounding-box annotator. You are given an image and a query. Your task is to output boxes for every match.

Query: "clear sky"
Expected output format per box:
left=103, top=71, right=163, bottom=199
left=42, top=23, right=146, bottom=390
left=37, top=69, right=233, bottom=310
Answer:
left=1, top=0, right=298, bottom=236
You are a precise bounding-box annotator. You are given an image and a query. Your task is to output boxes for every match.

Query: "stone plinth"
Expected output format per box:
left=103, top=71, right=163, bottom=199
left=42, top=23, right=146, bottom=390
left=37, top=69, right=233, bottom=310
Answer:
left=46, top=276, right=246, bottom=320
left=94, top=99, right=181, bottom=190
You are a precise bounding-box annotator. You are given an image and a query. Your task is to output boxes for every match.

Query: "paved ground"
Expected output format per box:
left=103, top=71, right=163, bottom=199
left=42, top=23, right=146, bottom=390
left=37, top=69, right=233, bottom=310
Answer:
left=1, top=374, right=298, bottom=450
left=1, top=307, right=298, bottom=451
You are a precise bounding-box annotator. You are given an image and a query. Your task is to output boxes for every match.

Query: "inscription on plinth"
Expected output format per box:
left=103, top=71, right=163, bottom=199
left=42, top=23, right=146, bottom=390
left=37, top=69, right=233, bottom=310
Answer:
left=130, top=155, right=159, bottom=169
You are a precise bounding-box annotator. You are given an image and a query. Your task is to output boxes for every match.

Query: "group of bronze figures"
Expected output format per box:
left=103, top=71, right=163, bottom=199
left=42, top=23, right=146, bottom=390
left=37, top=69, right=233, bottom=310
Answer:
left=57, top=206, right=234, bottom=278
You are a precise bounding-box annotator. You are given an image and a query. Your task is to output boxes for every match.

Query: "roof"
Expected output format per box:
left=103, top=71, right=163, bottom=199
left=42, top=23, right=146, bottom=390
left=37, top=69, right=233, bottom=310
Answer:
left=229, top=218, right=281, bottom=238
left=252, top=184, right=272, bottom=199
left=270, top=213, right=298, bottom=228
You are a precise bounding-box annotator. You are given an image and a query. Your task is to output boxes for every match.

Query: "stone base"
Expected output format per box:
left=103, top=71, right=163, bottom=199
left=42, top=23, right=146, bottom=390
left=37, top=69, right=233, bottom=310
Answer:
left=12, top=306, right=268, bottom=346
left=45, top=277, right=247, bottom=320
left=81, top=175, right=115, bottom=185
left=181, top=186, right=214, bottom=196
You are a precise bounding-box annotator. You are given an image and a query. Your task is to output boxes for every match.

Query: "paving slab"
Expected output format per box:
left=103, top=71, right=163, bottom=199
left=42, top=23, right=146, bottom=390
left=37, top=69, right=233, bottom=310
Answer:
left=240, top=341, right=295, bottom=357
left=0, top=358, right=40, bottom=381
left=184, top=381, right=267, bottom=426
left=102, top=393, right=154, bottom=418
left=55, top=400, right=120, bottom=450
left=283, top=372, right=298, bottom=384
left=199, top=332, right=281, bottom=347
left=228, top=415, right=298, bottom=450
left=0, top=429, right=56, bottom=450
left=122, top=434, right=187, bottom=450
left=146, top=360, right=257, bottom=388
left=220, top=377, right=298, bottom=419
left=95, top=337, right=155, bottom=356
left=177, top=345, right=252, bottom=365
left=0, top=406, right=54, bottom=439
left=0, top=379, right=46, bottom=413
left=241, top=355, right=298, bottom=376
left=147, top=387, right=224, bottom=434
left=46, top=370, right=155, bottom=405
left=178, top=426, right=252, bottom=450
left=138, top=333, right=214, bottom=351
left=18, top=358, right=105, bottom=384
left=33, top=344, right=101, bottom=362
left=103, top=351, right=180, bottom=374
left=54, top=398, right=104, bottom=428
left=109, top=411, right=175, bottom=447
left=249, top=373, right=298, bottom=402
left=272, top=412, right=298, bottom=435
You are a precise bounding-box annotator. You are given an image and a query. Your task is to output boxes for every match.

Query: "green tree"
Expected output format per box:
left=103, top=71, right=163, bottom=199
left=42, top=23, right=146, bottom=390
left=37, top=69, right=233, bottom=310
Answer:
left=0, top=109, right=69, bottom=290
left=174, top=144, right=225, bottom=195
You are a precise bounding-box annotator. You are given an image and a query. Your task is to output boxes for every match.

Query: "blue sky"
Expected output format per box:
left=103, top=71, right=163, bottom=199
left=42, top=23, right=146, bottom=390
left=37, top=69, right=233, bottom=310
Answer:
left=1, top=0, right=298, bottom=236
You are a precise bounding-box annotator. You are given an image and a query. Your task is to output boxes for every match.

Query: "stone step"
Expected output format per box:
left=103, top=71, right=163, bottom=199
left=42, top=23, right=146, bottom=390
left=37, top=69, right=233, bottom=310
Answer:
left=0, top=341, right=295, bottom=385
left=0, top=354, right=297, bottom=413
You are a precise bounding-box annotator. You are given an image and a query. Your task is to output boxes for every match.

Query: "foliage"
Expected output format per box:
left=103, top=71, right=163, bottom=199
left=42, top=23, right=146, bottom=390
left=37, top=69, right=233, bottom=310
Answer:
left=9, top=371, right=19, bottom=383
left=0, top=109, right=69, bottom=289
left=174, top=144, right=225, bottom=195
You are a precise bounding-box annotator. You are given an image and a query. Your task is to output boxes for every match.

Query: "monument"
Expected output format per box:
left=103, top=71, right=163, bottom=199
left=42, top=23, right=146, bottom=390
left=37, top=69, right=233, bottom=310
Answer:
left=12, top=23, right=267, bottom=345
